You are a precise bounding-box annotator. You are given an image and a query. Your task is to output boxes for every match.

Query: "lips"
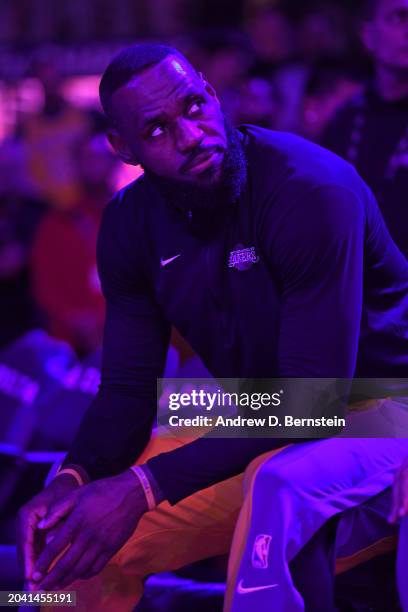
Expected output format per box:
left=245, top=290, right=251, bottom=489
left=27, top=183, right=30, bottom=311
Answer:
left=182, top=148, right=222, bottom=174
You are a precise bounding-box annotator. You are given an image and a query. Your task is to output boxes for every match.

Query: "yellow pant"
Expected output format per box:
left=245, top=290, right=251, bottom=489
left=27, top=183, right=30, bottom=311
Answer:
left=44, top=432, right=248, bottom=611
left=43, top=432, right=396, bottom=611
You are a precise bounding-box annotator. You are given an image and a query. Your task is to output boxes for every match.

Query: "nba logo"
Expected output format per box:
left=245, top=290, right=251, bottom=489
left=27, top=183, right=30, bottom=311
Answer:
left=252, top=534, right=272, bottom=569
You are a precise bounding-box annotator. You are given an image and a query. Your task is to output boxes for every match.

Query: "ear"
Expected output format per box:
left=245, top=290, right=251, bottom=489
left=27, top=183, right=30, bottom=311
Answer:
left=361, top=22, right=375, bottom=54
left=198, top=71, right=220, bottom=103
left=107, top=128, right=139, bottom=166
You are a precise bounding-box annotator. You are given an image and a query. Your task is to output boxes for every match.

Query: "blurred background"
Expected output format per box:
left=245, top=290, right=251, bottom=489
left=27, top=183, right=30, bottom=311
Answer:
left=0, top=1, right=406, bottom=609
left=0, top=0, right=374, bottom=359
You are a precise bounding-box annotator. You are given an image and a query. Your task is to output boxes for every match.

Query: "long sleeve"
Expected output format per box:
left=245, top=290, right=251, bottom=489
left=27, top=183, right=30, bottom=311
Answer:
left=265, top=183, right=364, bottom=379
left=63, top=199, right=171, bottom=480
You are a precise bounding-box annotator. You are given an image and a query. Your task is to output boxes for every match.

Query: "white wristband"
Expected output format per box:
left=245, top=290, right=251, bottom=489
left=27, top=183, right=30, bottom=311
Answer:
left=129, top=465, right=156, bottom=511
left=54, top=468, right=84, bottom=487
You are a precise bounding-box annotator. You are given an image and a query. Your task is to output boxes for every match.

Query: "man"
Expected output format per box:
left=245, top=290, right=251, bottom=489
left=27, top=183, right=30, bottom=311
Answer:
left=323, top=0, right=408, bottom=259
left=17, top=43, right=408, bottom=611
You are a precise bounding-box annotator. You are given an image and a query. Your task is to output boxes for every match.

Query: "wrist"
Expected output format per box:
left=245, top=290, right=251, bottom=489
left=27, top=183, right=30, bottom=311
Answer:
left=52, top=463, right=89, bottom=488
left=129, top=465, right=156, bottom=510
left=58, top=463, right=90, bottom=484
left=49, top=472, right=81, bottom=490
left=55, top=469, right=84, bottom=487
left=141, top=464, right=165, bottom=505
left=128, top=464, right=164, bottom=510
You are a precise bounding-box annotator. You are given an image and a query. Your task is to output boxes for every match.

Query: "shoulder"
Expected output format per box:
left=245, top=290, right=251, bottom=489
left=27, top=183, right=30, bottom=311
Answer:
left=102, top=175, right=148, bottom=223
left=97, top=175, right=151, bottom=283
left=240, top=124, right=366, bottom=207
left=98, top=174, right=151, bottom=245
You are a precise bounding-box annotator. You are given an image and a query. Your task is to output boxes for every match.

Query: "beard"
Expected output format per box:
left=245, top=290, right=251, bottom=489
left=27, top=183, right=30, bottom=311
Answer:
left=143, top=117, right=247, bottom=221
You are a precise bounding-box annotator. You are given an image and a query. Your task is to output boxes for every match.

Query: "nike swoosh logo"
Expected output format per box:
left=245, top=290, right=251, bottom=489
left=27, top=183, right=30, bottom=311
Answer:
left=160, top=254, right=181, bottom=267
left=236, top=579, right=279, bottom=595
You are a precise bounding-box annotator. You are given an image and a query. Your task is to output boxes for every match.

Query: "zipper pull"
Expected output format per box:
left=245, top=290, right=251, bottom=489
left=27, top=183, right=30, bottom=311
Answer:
left=188, top=209, right=192, bottom=223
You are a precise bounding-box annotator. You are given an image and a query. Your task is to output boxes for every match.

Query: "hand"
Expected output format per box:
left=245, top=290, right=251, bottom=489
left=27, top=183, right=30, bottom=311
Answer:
left=389, top=457, right=408, bottom=523
left=31, top=470, right=148, bottom=591
left=16, top=474, right=80, bottom=589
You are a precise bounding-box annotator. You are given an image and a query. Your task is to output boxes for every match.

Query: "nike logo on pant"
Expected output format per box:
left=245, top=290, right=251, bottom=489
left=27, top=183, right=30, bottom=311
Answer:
left=236, top=579, right=279, bottom=594
left=160, top=254, right=181, bottom=267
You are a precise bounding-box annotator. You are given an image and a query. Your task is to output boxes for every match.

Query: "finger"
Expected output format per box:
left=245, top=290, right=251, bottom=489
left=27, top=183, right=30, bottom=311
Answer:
left=38, top=535, right=91, bottom=592
left=19, top=514, right=36, bottom=579
left=25, top=580, right=38, bottom=592
left=32, top=517, right=78, bottom=582
left=54, top=549, right=103, bottom=590
left=45, top=519, right=65, bottom=546
left=38, top=495, right=77, bottom=530
left=17, top=506, right=47, bottom=580
left=46, top=529, right=57, bottom=546
left=81, top=552, right=112, bottom=579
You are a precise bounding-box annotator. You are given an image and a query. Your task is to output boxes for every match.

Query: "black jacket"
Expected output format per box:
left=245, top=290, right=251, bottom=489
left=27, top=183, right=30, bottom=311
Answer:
left=64, top=126, right=408, bottom=504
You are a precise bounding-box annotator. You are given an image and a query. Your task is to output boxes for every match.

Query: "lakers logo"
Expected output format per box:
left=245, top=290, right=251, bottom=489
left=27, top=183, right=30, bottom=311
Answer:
left=228, top=245, right=259, bottom=271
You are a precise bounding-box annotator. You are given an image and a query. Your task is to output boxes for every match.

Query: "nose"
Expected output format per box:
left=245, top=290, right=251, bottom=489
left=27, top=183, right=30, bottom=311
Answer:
left=176, top=118, right=204, bottom=154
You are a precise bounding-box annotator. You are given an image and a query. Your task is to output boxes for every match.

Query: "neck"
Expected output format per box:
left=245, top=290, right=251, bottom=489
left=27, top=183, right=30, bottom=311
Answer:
left=376, top=65, right=408, bottom=101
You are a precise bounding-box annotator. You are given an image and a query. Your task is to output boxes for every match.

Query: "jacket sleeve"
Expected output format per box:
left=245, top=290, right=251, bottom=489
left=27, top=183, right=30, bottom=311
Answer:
left=263, top=183, right=364, bottom=379
left=63, top=198, right=171, bottom=480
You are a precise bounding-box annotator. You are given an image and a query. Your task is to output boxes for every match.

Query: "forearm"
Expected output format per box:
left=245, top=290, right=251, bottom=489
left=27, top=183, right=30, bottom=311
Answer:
left=146, top=437, right=308, bottom=505
left=62, top=389, right=155, bottom=480
left=54, top=461, right=165, bottom=510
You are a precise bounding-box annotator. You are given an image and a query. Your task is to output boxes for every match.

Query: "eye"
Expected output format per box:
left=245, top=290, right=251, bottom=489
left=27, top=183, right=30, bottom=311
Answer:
left=149, top=124, right=165, bottom=139
left=187, top=98, right=204, bottom=116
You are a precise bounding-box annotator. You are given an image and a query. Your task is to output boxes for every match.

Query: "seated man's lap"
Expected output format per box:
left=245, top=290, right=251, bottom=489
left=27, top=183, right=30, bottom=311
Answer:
left=43, top=432, right=245, bottom=611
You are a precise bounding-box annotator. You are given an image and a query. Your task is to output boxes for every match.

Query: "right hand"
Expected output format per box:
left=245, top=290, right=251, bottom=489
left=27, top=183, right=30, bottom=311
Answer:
left=16, top=474, right=80, bottom=588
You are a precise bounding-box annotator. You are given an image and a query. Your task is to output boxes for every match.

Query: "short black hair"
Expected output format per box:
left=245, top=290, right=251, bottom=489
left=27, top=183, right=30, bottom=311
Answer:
left=99, top=42, right=192, bottom=124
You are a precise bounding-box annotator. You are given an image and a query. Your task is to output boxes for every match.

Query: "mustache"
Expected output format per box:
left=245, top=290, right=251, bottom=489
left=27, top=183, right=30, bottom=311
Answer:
left=180, top=145, right=224, bottom=174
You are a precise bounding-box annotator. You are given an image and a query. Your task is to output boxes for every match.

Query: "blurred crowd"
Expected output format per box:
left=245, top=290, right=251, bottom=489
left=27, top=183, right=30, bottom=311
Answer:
left=0, top=56, right=133, bottom=356
left=0, top=0, right=407, bottom=359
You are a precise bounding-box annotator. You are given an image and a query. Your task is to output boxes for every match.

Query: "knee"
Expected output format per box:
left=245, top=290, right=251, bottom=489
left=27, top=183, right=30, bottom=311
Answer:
left=252, top=458, right=296, bottom=496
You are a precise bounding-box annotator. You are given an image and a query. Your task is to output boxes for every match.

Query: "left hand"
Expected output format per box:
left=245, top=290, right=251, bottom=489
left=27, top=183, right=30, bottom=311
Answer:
left=31, top=470, right=148, bottom=591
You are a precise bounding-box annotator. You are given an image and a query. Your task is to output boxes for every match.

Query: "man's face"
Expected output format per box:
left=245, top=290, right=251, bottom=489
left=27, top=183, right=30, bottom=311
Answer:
left=109, top=55, right=228, bottom=187
left=363, top=0, right=408, bottom=70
